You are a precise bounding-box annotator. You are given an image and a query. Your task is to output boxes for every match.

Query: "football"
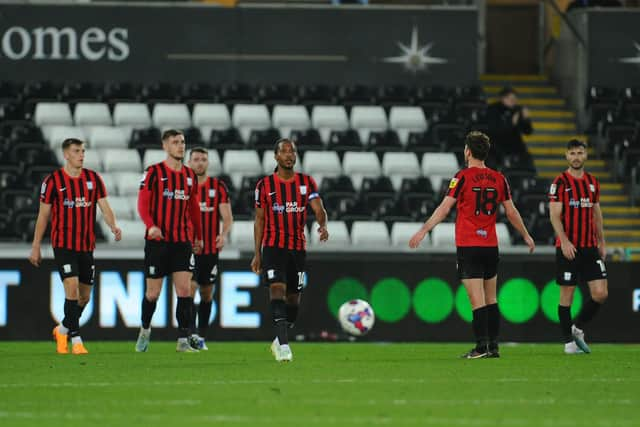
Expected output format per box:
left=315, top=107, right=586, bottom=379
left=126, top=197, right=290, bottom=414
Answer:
left=338, top=299, right=375, bottom=336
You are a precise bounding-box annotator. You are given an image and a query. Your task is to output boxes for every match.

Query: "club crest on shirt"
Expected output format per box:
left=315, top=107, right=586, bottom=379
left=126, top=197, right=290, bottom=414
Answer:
left=300, top=185, right=307, bottom=195
left=209, top=189, right=216, bottom=198
left=589, top=184, right=595, bottom=193
left=187, top=177, right=193, bottom=186
left=449, top=178, right=459, bottom=189
left=87, top=181, right=93, bottom=190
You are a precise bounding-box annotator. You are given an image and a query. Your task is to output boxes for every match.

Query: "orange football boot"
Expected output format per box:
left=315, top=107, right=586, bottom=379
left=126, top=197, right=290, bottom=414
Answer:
left=52, top=326, right=68, bottom=354
left=71, top=342, right=89, bottom=355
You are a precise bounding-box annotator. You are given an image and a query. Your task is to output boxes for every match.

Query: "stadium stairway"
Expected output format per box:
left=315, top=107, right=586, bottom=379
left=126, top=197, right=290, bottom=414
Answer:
left=482, top=74, right=640, bottom=253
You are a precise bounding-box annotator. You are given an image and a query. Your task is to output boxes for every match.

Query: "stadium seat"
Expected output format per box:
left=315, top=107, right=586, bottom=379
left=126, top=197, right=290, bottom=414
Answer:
left=350, top=221, right=390, bottom=247
left=222, top=150, right=262, bottom=189
left=142, top=149, right=166, bottom=169
left=342, top=151, right=381, bottom=190
left=421, top=152, right=460, bottom=193
left=100, top=196, right=135, bottom=221
left=103, top=149, right=142, bottom=173
left=431, top=222, right=456, bottom=247
left=381, top=152, right=421, bottom=190
left=326, top=130, right=363, bottom=154
left=390, top=222, right=429, bottom=247
left=182, top=82, right=217, bottom=103
left=338, top=84, right=377, bottom=106
left=301, top=151, right=342, bottom=182
left=99, top=173, right=117, bottom=196
left=152, top=103, right=191, bottom=129
left=297, top=84, right=336, bottom=106
left=82, top=149, right=103, bottom=172
left=218, top=83, right=255, bottom=105
left=62, top=82, right=101, bottom=103
left=74, top=103, right=112, bottom=127
left=271, top=105, right=310, bottom=138
left=311, top=105, right=349, bottom=144
left=258, top=84, right=297, bottom=107
left=232, top=104, right=271, bottom=143
left=113, top=103, right=152, bottom=128
left=388, top=106, right=428, bottom=146
left=46, top=126, right=87, bottom=150
left=141, top=82, right=179, bottom=104
left=309, top=220, right=350, bottom=249
left=496, top=223, right=512, bottom=247
left=87, top=126, right=130, bottom=150
left=261, top=150, right=301, bottom=175
left=103, top=82, right=141, bottom=103
left=34, top=102, right=73, bottom=127
left=367, top=130, right=403, bottom=153
left=102, top=218, right=145, bottom=245
left=248, top=128, right=281, bottom=152
left=193, top=103, right=231, bottom=134
left=350, top=106, right=388, bottom=143
left=113, top=172, right=143, bottom=196
left=229, top=219, right=255, bottom=250
left=206, top=150, right=223, bottom=176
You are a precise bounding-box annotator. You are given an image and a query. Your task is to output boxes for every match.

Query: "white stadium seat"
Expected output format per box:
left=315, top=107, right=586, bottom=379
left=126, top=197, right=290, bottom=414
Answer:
left=87, top=126, right=130, bottom=150
left=229, top=220, right=255, bottom=250
left=350, top=106, right=388, bottom=143
left=206, top=150, right=223, bottom=176
left=222, top=150, right=262, bottom=189
left=101, top=218, right=145, bottom=245
left=261, top=150, right=301, bottom=175
left=152, top=103, right=191, bottom=129
left=390, top=222, right=430, bottom=247
left=74, top=103, right=112, bottom=126
left=350, top=221, right=390, bottom=247
left=431, top=222, right=456, bottom=247
left=232, top=104, right=271, bottom=143
left=301, top=151, right=341, bottom=178
left=103, top=149, right=141, bottom=173
left=142, top=149, right=166, bottom=169
left=193, top=103, right=231, bottom=128
left=309, top=220, right=350, bottom=249
left=34, top=102, right=73, bottom=127
left=389, top=106, right=427, bottom=146
left=47, top=126, right=87, bottom=151
left=421, top=152, right=459, bottom=177
left=113, top=103, right=152, bottom=128
left=496, top=223, right=512, bottom=247
left=82, top=149, right=103, bottom=172
left=382, top=152, right=421, bottom=190
left=311, top=105, right=349, bottom=144
left=342, top=151, right=381, bottom=190
left=271, top=105, right=310, bottom=138
left=114, top=172, right=143, bottom=197
left=100, top=196, right=135, bottom=221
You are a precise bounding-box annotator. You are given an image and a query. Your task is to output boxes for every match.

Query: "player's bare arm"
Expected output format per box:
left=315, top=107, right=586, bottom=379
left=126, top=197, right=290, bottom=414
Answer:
left=217, top=203, right=233, bottom=249
left=593, top=202, right=606, bottom=260
left=549, top=201, right=576, bottom=260
left=251, top=206, right=265, bottom=273
left=310, top=198, right=329, bottom=242
left=502, top=199, right=535, bottom=253
left=409, top=196, right=456, bottom=248
left=28, top=202, right=52, bottom=267
left=97, top=198, right=122, bottom=242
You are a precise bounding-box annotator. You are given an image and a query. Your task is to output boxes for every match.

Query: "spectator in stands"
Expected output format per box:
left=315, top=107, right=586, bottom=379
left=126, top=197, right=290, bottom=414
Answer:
left=29, top=138, right=122, bottom=355
left=487, top=87, right=533, bottom=169
left=409, top=131, right=535, bottom=359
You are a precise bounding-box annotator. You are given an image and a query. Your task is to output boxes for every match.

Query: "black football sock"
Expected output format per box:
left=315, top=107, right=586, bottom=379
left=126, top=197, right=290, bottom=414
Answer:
left=286, top=304, right=299, bottom=329
left=198, top=300, right=213, bottom=338
left=141, top=297, right=157, bottom=329
left=472, top=306, right=488, bottom=352
left=189, top=301, right=197, bottom=334
left=65, top=299, right=81, bottom=338
left=271, top=299, right=288, bottom=345
left=487, top=303, right=500, bottom=351
left=574, top=299, right=602, bottom=329
left=176, top=297, right=192, bottom=338
left=558, top=305, right=573, bottom=343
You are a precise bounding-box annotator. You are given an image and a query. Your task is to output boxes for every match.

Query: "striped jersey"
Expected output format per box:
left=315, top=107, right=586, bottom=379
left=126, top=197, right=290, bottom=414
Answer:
left=139, top=161, right=199, bottom=243
left=446, top=166, right=511, bottom=247
left=40, top=168, right=106, bottom=251
left=192, top=177, right=230, bottom=255
left=255, top=172, right=319, bottom=251
left=548, top=171, right=600, bottom=248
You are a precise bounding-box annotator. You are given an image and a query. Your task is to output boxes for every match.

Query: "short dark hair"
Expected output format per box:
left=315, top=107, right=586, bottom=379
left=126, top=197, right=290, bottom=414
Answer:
left=464, top=131, right=491, bottom=161
left=61, top=138, right=84, bottom=150
left=162, top=129, right=184, bottom=141
left=274, top=138, right=296, bottom=155
left=499, top=86, right=517, bottom=97
left=189, top=146, right=208, bottom=158
left=567, top=139, right=587, bottom=150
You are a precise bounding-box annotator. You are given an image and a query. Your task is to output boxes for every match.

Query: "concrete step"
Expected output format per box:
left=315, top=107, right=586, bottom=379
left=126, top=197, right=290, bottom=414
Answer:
left=480, top=74, right=548, bottom=83
left=534, top=159, right=606, bottom=167
left=529, top=147, right=594, bottom=156
left=488, top=97, right=565, bottom=107
left=483, top=85, right=557, bottom=95
left=537, top=170, right=612, bottom=180
left=601, top=206, right=640, bottom=216
left=529, top=110, right=575, bottom=119
left=604, top=218, right=640, bottom=228
left=524, top=134, right=587, bottom=143
left=605, top=229, right=640, bottom=239
left=533, top=122, right=577, bottom=132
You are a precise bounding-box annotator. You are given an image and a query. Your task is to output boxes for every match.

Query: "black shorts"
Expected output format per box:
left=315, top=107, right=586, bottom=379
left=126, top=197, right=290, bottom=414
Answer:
left=456, top=246, right=499, bottom=280
left=556, top=247, right=607, bottom=286
left=193, top=254, right=219, bottom=286
left=144, top=240, right=194, bottom=279
left=53, top=248, right=95, bottom=285
left=261, top=246, right=306, bottom=293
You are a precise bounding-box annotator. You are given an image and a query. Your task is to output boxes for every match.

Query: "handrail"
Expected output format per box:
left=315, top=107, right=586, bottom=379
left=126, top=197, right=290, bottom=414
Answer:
left=544, top=0, right=586, bottom=48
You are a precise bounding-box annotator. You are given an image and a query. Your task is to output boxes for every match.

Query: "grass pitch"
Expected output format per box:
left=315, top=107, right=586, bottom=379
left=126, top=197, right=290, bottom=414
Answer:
left=0, top=342, right=638, bottom=427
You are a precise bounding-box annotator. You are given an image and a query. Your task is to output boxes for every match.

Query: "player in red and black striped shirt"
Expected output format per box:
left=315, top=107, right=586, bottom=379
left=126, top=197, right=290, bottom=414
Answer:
left=186, top=147, right=233, bottom=350
left=549, top=139, right=608, bottom=354
left=135, top=129, right=203, bottom=353
left=251, top=139, right=329, bottom=362
left=409, top=131, right=534, bottom=358
left=28, top=138, right=122, bottom=355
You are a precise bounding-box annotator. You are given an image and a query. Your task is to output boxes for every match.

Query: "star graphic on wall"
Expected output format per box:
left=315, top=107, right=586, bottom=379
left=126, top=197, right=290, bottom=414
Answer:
left=382, top=26, right=448, bottom=73
left=618, top=41, right=640, bottom=65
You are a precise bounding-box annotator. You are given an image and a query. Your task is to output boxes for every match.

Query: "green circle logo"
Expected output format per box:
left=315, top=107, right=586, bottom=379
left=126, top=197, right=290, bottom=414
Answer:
left=498, top=278, right=539, bottom=323
left=455, top=284, right=473, bottom=322
left=413, top=278, right=454, bottom=323
left=540, top=280, right=583, bottom=323
left=327, top=277, right=368, bottom=318
left=370, top=278, right=411, bottom=322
